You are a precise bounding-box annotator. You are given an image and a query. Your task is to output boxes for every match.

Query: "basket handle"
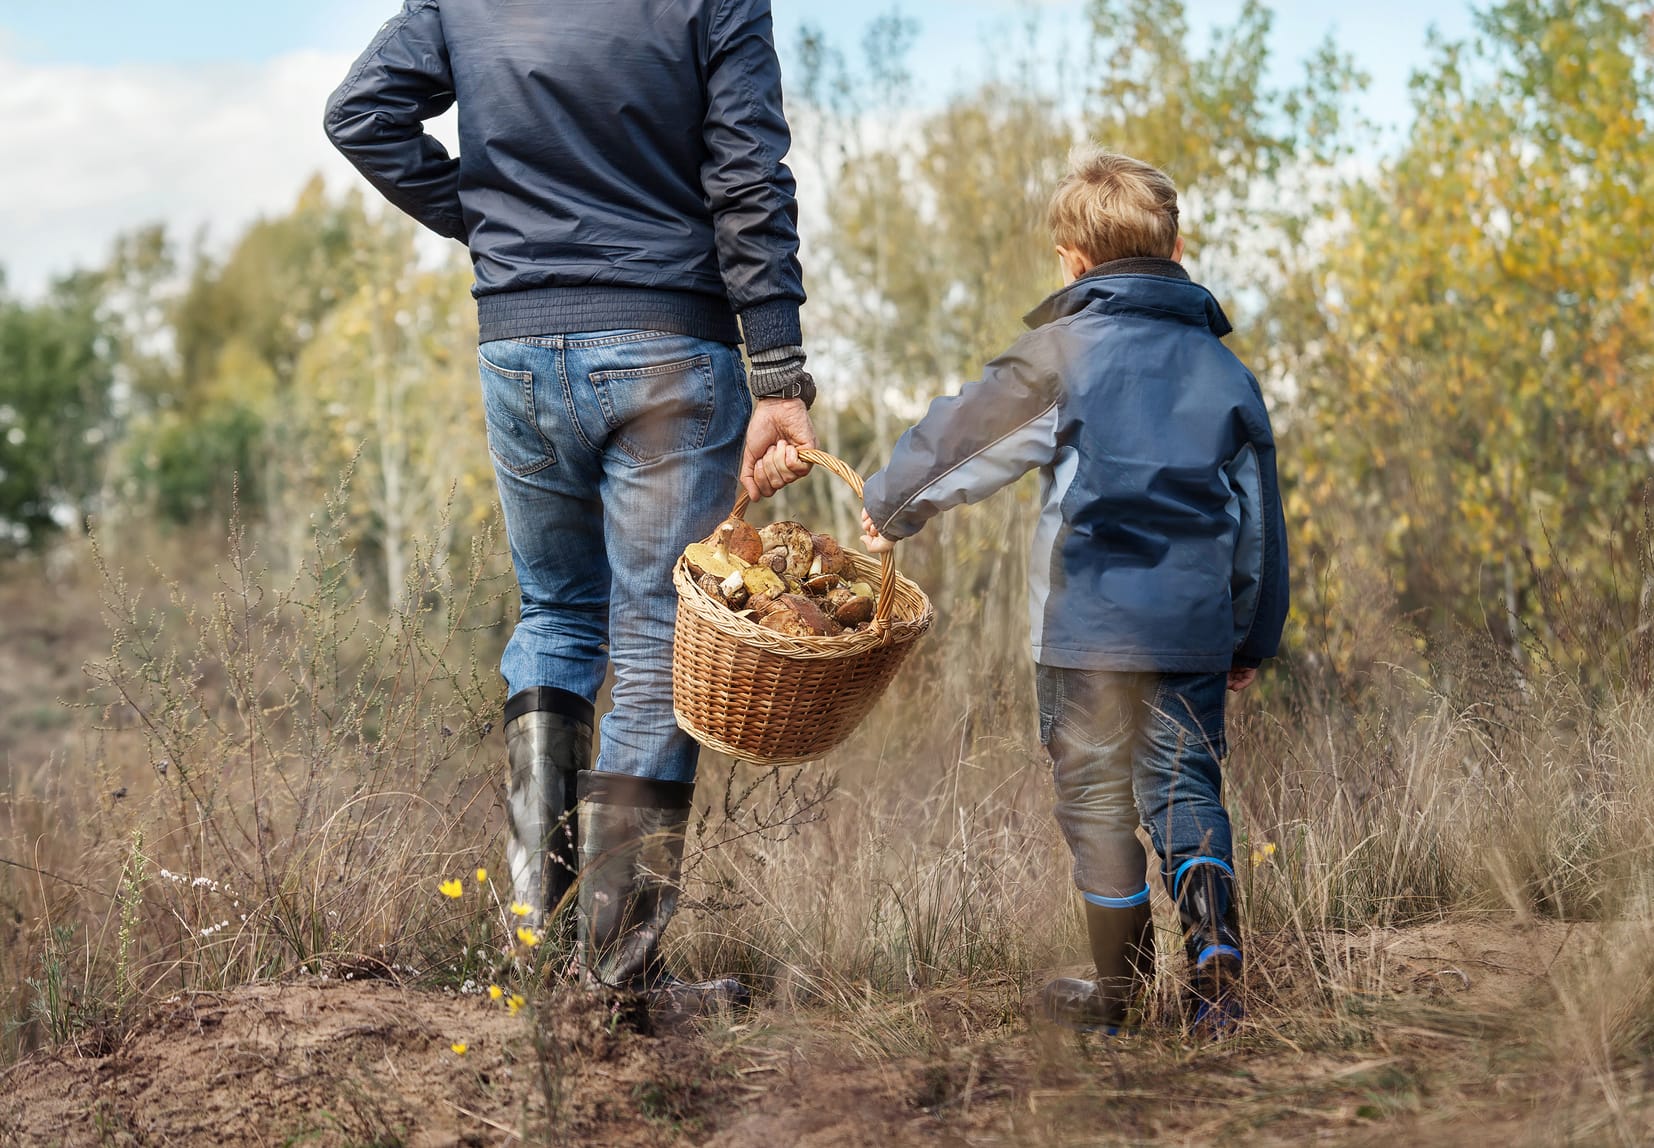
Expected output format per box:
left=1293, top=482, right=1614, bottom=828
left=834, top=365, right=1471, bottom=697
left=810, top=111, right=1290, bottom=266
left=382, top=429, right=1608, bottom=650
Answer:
left=728, top=448, right=899, bottom=630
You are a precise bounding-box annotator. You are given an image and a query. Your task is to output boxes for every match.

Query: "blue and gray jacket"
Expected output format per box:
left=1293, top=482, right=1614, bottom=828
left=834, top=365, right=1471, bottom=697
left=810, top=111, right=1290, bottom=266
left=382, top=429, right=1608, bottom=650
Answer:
left=324, top=0, right=805, bottom=361
left=863, top=258, right=1289, bottom=672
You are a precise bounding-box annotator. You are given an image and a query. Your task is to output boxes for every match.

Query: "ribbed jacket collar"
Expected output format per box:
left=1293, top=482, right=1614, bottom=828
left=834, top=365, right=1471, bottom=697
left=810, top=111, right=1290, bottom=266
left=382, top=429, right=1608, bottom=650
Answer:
left=1023, top=257, right=1231, bottom=336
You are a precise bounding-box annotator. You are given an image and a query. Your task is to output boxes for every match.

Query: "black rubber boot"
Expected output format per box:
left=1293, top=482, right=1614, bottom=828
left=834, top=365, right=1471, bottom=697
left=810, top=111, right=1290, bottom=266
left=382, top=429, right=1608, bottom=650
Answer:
left=576, top=771, right=749, bottom=1020
left=1173, top=859, right=1244, bottom=1037
left=504, top=688, right=593, bottom=934
left=1039, top=898, right=1155, bottom=1033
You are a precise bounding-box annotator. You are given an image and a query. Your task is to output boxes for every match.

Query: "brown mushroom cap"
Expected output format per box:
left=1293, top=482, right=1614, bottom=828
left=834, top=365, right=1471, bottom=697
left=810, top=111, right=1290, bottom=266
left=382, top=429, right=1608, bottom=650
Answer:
left=833, top=594, right=876, bottom=627
left=811, top=533, right=850, bottom=577
left=759, top=608, right=816, bottom=637
left=803, top=574, right=841, bottom=596
left=713, top=518, right=764, bottom=565
left=760, top=521, right=816, bottom=578
left=777, top=593, right=842, bottom=636
left=746, top=592, right=779, bottom=619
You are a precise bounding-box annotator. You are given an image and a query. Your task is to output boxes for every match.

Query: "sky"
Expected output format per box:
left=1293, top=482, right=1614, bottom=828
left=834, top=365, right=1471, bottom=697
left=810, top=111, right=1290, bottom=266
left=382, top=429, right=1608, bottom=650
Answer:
left=0, top=0, right=1476, bottom=296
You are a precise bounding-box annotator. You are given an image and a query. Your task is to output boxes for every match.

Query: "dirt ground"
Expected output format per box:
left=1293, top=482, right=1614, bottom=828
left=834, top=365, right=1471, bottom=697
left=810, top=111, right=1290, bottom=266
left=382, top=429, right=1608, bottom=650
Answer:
left=1, top=919, right=1627, bottom=1147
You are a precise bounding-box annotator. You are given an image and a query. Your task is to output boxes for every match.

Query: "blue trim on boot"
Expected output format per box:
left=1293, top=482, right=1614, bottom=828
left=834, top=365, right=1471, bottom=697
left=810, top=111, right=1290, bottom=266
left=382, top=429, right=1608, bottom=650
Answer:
left=1172, top=856, right=1234, bottom=897
left=1084, top=886, right=1152, bottom=909
left=1196, top=944, right=1243, bottom=968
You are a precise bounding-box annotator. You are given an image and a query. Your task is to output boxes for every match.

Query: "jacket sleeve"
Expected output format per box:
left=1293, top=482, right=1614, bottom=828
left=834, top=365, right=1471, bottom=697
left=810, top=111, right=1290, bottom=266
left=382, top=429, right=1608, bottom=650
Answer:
left=324, top=0, right=465, bottom=241
left=863, top=335, right=1062, bottom=542
left=702, top=0, right=806, bottom=354
left=1233, top=409, right=1290, bottom=668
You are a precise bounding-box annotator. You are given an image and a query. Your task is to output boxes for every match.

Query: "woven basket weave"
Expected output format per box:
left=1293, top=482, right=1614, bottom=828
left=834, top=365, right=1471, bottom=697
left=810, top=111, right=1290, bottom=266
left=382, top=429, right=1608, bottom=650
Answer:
left=672, top=449, right=934, bottom=765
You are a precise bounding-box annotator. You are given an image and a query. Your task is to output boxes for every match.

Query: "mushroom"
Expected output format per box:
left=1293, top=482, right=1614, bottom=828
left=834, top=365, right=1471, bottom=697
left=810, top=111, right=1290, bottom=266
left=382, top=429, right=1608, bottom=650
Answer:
left=760, top=608, right=817, bottom=637
left=746, top=592, right=779, bottom=619
left=759, top=521, right=816, bottom=579
left=803, top=574, right=841, bottom=596
left=713, top=518, right=764, bottom=565
left=742, top=565, right=786, bottom=598
left=720, top=569, right=750, bottom=609
left=811, top=534, right=850, bottom=578
left=833, top=594, right=876, bottom=627
left=777, top=594, right=843, bottom=636
left=684, top=522, right=752, bottom=580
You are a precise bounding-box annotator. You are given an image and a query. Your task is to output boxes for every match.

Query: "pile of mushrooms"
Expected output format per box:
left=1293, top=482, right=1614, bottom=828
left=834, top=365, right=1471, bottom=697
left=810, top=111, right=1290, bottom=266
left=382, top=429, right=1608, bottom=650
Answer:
left=684, top=519, right=878, bottom=636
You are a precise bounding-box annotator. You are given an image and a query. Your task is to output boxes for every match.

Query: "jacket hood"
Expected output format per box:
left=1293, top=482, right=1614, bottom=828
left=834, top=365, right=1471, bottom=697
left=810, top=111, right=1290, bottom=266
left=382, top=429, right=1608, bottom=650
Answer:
left=1023, top=257, right=1232, bottom=337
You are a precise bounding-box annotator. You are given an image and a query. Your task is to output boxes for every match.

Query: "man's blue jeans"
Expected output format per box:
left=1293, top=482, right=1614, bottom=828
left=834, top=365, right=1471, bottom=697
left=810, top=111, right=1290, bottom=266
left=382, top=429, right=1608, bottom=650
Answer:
left=479, top=331, right=751, bottom=784
left=1035, top=666, right=1233, bottom=906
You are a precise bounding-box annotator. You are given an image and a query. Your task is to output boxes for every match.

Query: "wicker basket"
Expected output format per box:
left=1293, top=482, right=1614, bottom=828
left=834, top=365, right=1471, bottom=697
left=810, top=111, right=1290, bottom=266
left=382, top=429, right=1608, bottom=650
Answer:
left=672, top=449, right=934, bottom=765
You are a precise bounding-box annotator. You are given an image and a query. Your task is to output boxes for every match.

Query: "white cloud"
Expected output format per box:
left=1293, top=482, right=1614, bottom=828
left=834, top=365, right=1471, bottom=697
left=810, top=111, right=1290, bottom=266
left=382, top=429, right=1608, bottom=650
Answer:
left=0, top=49, right=447, bottom=295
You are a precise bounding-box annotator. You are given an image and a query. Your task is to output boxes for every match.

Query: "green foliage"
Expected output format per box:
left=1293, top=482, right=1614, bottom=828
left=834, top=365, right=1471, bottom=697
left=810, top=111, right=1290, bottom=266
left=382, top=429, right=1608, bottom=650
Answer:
left=128, top=399, right=265, bottom=525
left=0, top=273, right=117, bottom=548
left=168, top=176, right=376, bottom=408
left=1084, top=0, right=1369, bottom=261
left=1280, top=0, right=1654, bottom=655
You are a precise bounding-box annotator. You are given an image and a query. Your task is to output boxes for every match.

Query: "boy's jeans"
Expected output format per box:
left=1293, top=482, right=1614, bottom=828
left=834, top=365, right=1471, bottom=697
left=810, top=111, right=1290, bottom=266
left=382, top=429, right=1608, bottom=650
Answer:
left=1035, top=666, right=1233, bottom=904
left=479, top=331, right=751, bottom=784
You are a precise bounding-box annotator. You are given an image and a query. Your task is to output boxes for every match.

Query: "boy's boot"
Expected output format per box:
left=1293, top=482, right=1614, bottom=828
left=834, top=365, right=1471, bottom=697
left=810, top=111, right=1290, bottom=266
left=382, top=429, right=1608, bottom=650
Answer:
left=576, top=771, right=750, bottom=1020
left=1039, top=893, right=1156, bottom=1034
left=1173, top=858, right=1244, bottom=1036
left=504, top=688, right=593, bottom=934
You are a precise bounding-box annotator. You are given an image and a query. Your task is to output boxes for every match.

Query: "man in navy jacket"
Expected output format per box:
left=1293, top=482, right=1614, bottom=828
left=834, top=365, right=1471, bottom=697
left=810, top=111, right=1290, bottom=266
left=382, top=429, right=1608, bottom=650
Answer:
left=326, top=0, right=815, bottom=1014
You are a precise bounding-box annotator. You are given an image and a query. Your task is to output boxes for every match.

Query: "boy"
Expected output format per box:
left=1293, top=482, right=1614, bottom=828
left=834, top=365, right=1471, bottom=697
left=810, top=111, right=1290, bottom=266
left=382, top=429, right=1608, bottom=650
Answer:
left=860, top=149, right=1289, bottom=1034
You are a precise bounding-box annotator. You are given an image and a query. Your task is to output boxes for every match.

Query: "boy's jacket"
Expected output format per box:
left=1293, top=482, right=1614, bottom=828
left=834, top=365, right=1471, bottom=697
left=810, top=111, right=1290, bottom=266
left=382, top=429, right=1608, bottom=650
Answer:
left=863, top=259, right=1289, bottom=672
left=324, top=0, right=804, bottom=352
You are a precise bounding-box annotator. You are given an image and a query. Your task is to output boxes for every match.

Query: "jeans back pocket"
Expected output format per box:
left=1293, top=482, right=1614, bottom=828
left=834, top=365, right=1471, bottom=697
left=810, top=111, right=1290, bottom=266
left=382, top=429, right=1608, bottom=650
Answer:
left=479, top=350, right=558, bottom=476
left=1150, top=672, right=1229, bottom=761
left=588, top=353, right=715, bottom=466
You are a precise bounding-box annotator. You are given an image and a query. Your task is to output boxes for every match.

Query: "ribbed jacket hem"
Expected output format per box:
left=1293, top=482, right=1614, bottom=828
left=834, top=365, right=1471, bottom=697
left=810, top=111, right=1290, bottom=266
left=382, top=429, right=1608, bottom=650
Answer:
left=737, top=298, right=804, bottom=354
left=1032, top=646, right=1238, bottom=673
left=476, top=286, right=740, bottom=345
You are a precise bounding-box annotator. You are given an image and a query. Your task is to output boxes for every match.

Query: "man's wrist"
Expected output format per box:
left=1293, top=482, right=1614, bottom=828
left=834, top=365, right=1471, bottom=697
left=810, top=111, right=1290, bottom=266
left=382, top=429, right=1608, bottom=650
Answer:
left=747, top=343, right=816, bottom=408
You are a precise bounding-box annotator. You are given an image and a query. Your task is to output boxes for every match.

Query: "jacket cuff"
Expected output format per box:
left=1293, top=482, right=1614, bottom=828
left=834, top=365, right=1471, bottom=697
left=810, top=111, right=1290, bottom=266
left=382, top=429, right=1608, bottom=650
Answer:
left=738, top=299, right=803, bottom=355
left=747, top=345, right=816, bottom=407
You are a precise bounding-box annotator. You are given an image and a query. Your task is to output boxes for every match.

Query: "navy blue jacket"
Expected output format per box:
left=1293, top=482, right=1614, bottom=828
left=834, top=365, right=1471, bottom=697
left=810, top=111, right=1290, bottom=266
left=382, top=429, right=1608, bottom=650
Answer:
left=324, top=0, right=805, bottom=354
left=863, top=259, right=1289, bottom=672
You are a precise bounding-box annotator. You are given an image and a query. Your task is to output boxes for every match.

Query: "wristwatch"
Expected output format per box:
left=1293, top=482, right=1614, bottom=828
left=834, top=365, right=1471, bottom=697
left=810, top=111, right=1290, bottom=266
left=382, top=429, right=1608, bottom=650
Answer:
left=756, top=374, right=817, bottom=409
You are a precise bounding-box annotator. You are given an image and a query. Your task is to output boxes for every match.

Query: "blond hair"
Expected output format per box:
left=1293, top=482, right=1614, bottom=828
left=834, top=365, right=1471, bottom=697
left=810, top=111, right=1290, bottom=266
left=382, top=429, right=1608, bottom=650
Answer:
left=1047, top=147, right=1180, bottom=265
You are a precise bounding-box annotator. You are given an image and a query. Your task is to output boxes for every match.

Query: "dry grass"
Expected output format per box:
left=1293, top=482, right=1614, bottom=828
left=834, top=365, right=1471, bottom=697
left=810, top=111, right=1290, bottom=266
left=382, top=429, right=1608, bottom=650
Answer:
left=3, top=495, right=1654, bottom=1143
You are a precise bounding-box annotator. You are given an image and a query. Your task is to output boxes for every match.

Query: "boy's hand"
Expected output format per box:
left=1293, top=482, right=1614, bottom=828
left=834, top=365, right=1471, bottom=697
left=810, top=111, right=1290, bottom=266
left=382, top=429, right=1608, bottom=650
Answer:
left=1227, top=667, right=1258, bottom=693
left=860, top=510, right=896, bottom=555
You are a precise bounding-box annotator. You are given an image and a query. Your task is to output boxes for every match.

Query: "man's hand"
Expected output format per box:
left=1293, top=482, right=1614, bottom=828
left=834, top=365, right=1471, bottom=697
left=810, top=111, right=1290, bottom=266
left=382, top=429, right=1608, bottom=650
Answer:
left=860, top=510, right=896, bottom=555
left=1227, top=667, right=1259, bottom=693
left=741, top=398, right=817, bottom=501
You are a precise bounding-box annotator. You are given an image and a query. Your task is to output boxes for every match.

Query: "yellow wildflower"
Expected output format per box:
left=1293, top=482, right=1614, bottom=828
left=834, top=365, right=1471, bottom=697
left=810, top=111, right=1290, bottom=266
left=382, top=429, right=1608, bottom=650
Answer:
left=439, top=878, right=464, bottom=899
left=475, top=867, right=488, bottom=884
left=506, top=993, right=526, bottom=1016
left=488, top=984, right=504, bottom=1001
left=1250, top=842, right=1278, bottom=868
left=509, top=902, right=534, bottom=918
left=451, top=1042, right=469, bottom=1056
left=516, top=926, right=541, bottom=948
